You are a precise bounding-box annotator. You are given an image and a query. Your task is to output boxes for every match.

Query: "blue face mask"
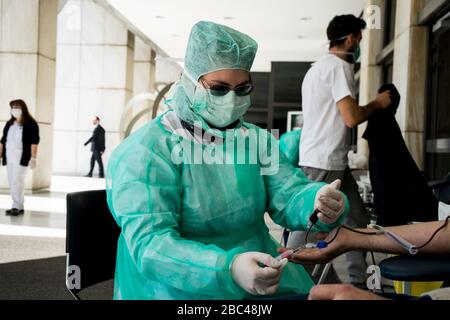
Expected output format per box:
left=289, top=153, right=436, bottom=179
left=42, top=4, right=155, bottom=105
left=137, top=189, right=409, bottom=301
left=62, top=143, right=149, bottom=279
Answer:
left=192, top=85, right=251, bottom=128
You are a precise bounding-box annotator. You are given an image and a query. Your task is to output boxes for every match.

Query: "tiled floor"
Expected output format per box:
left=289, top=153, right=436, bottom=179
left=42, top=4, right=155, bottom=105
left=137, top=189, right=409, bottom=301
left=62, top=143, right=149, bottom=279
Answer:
left=0, top=176, right=106, bottom=264
left=0, top=176, right=105, bottom=238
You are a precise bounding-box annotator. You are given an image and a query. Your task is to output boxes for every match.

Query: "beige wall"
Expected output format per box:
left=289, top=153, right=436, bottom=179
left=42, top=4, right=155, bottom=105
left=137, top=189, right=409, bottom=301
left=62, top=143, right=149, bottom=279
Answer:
left=53, top=0, right=133, bottom=176
left=0, top=0, right=58, bottom=189
left=357, top=0, right=385, bottom=167
left=130, top=37, right=155, bottom=133
left=392, top=0, right=428, bottom=169
left=358, top=0, right=429, bottom=169
left=53, top=0, right=182, bottom=176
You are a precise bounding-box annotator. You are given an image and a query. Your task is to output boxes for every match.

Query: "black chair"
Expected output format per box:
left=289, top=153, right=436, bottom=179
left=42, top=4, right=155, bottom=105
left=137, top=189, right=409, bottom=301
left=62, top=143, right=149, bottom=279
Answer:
left=380, top=255, right=450, bottom=295
left=65, top=190, right=121, bottom=300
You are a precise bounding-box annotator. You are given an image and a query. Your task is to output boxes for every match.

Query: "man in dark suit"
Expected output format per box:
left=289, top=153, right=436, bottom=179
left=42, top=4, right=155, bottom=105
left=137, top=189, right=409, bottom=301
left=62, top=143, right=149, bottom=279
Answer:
left=84, top=116, right=105, bottom=178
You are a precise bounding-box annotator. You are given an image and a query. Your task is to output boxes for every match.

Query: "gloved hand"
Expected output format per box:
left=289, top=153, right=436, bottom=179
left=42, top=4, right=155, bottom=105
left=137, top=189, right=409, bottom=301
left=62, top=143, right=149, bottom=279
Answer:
left=28, top=157, right=37, bottom=170
left=314, top=179, right=345, bottom=225
left=231, top=252, right=288, bottom=296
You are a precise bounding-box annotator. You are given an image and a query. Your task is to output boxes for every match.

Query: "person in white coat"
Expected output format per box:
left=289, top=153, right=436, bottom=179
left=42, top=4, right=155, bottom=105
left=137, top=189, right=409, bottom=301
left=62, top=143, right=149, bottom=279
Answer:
left=0, top=100, right=40, bottom=216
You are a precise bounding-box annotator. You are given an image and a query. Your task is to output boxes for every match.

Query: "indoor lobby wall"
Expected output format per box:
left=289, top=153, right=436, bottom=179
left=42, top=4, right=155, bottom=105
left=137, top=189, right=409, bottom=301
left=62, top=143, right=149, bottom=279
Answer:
left=0, top=0, right=58, bottom=189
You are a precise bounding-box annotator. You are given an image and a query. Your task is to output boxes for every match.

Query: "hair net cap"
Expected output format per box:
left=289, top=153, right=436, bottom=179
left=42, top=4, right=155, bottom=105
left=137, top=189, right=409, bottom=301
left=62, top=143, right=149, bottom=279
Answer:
left=185, top=21, right=258, bottom=81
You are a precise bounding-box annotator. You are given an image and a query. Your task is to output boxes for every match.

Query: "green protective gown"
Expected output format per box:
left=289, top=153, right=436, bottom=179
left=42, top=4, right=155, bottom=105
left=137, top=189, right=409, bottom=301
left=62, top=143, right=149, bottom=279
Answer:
left=106, top=20, right=349, bottom=300
left=279, top=129, right=302, bottom=168
left=106, top=111, right=349, bottom=300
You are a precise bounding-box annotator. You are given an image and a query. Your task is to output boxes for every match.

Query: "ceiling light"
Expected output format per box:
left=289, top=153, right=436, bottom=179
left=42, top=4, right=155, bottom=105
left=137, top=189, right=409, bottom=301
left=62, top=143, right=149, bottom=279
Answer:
left=155, top=15, right=165, bottom=19
left=224, top=16, right=234, bottom=20
left=300, top=16, right=312, bottom=21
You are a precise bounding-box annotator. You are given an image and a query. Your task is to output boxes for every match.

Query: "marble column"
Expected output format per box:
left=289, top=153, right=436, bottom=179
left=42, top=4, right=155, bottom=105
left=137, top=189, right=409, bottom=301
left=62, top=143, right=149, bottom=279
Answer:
left=129, top=37, right=156, bottom=133
left=0, top=0, right=58, bottom=190
left=122, top=36, right=182, bottom=136
left=357, top=0, right=385, bottom=168
left=392, top=0, right=428, bottom=169
left=53, top=0, right=134, bottom=176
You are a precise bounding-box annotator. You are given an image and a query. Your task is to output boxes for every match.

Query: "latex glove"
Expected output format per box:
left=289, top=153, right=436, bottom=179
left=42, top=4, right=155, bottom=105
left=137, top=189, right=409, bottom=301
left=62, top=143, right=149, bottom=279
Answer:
left=28, top=157, right=37, bottom=170
left=231, top=252, right=288, bottom=296
left=314, top=179, right=345, bottom=225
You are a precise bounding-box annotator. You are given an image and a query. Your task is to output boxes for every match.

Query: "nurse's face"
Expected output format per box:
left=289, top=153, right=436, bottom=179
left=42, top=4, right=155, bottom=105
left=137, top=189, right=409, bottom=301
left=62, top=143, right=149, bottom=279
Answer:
left=201, top=69, right=251, bottom=92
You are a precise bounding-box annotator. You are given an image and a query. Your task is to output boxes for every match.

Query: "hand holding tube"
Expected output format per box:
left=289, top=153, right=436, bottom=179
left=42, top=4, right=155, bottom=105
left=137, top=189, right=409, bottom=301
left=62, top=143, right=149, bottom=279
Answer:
left=278, top=227, right=352, bottom=265
left=314, top=179, right=345, bottom=225
left=231, top=252, right=288, bottom=296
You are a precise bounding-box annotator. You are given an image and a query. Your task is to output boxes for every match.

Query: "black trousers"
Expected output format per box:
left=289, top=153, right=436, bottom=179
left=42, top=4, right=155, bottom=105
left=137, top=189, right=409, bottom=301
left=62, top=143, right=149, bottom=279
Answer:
left=89, top=150, right=104, bottom=176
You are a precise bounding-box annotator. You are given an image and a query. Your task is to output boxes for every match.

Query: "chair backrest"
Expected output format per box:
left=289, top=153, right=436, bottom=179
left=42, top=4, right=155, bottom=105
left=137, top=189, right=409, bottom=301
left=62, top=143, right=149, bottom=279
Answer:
left=65, top=190, right=120, bottom=298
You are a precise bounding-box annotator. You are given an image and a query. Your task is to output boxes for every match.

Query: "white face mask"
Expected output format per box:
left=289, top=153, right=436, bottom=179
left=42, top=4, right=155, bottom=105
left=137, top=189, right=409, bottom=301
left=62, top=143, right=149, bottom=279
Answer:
left=192, top=85, right=251, bottom=128
left=11, top=109, right=22, bottom=119
left=184, top=70, right=252, bottom=128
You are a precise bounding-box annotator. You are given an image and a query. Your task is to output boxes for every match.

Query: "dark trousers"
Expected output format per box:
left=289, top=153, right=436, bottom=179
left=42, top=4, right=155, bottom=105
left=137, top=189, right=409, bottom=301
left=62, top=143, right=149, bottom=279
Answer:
left=89, top=150, right=104, bottom=176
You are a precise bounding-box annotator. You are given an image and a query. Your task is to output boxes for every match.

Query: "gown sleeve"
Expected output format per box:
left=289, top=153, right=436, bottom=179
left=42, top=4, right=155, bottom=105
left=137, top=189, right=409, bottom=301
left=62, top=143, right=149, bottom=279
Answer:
left=262, top=131, right=350, bottom=233
left=106, top=137, right=246, bottom=298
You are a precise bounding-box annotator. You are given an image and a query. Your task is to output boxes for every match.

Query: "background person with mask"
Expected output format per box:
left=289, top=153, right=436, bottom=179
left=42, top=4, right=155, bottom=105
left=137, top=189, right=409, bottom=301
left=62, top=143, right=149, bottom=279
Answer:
left=288, top=14, right=392, bottom=287
left=84, top=116, right=105, bottom=178
left=0, top=100, right=40, bottom=216
left=106, top=21, right=350, bottom=300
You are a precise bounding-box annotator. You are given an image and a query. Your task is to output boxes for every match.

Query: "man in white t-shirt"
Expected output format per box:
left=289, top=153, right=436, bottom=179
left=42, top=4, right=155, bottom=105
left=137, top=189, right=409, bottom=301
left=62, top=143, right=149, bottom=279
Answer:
left=290, top=15, right=392, bottom=287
